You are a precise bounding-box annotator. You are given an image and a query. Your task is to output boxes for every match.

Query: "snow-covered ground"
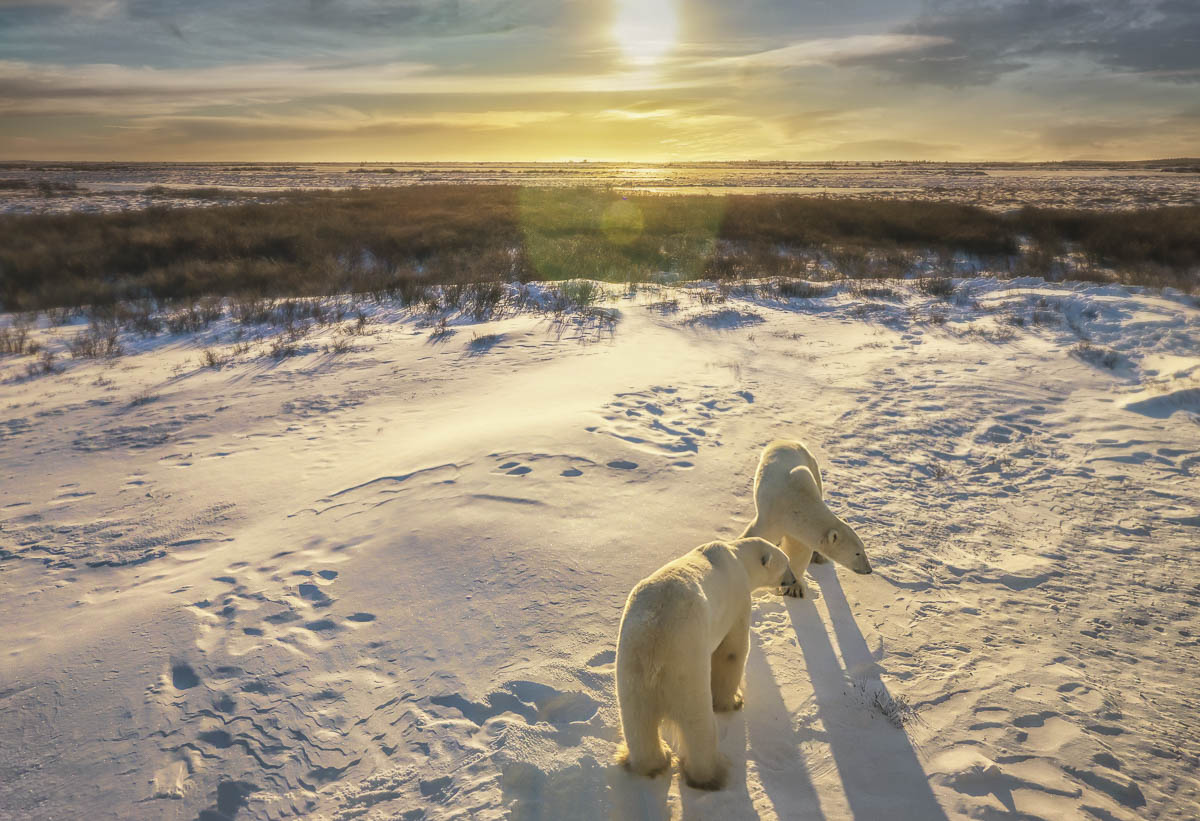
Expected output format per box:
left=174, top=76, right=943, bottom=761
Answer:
left=1, top=278, right=1198, bottom=820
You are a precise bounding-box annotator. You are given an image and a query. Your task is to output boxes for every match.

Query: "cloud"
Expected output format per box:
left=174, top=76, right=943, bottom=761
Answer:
left=0, top=57, right=709, bottom=119
left=0, top=60, right=430, bottom=116
left=816, top=138, right=961, bottom=160
left=1039, top=113, right=1200, bottom=155
left=713, top=34, right=953, bottom=69
left=1040, top=122, right=1143, bottom=151
left=0, top=0, right=548, bottom=34
left=128, top=109, right=570, bottom=143
left=851, top=0, right=1200, bottom=86
left=0, top=0, right=119, bottom=10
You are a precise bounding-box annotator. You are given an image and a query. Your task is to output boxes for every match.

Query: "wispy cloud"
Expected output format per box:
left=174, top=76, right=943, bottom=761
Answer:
left=709, top=34, right=953, bottom=69
left=133, top=108, right=571, bottom=141
left=0, top=57, right=712, bottom=118
left=0, top=0, right=121, bottom=12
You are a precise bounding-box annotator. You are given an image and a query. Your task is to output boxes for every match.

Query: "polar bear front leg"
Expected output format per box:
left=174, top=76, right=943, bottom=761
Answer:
left=780, top=536, right=813, bottom=598
left=711, top=611, right=750, bottom=712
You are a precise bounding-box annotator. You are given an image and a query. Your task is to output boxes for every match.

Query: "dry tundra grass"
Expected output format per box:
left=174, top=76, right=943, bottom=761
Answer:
left=0, top=186, right=1196, bottom=311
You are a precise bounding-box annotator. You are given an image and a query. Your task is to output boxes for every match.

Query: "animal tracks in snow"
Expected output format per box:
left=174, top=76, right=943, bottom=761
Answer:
left=491, top=451, right=599, bottom=479
left=152, top=543, right=381, bottom=816
left=587, top=384, right=753, bottom=464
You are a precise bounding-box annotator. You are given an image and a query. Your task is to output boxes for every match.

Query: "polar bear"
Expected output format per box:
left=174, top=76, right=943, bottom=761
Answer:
left=741, top=440, right=871, bottom=598
left=615, top=537, right=794, bottom=790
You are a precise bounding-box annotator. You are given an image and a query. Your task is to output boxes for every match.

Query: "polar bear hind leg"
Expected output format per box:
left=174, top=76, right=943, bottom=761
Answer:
left=711, top=612, right=749, bottom=712
left=615, top=680, right=671, bottom=777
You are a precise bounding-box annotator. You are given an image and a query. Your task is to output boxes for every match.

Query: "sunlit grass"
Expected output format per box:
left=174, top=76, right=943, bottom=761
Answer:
left=0, top=185, right=1196, bottom=312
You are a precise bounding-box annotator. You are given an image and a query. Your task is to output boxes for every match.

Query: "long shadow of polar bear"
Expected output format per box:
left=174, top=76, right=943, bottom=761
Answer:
left=500, top=566, right=945, bottom=821
left=781, top=563, right=949, bottom=821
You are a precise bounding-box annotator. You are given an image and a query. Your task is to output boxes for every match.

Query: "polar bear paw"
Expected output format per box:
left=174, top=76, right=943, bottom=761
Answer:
left=780, top=578, right=810, bottom=599
left=714, top=691, right=744, bottom=712
left=616, top=743, right=672, bottom=779
left=683, top=755, right=730, bottom=791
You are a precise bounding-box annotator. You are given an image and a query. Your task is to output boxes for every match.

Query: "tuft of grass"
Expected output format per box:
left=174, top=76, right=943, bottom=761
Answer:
left=327, top=335, right=353, bottom=355
left=1071, top=342, right=1123, bottom=370
left=347, top=312, right=370, bottom=335
left=231, top=296, right=275, bottom=325
left=849, top=281, right=902, bottom=300
left=685, top=307, right=764, bottom=329
left=129, top=390, right=159, bottom=406
left=551, top=279, right=602, bottom=312
left=693, top=287, right=727, bottom=306
left=166, top=298, right=223, bottom=333
left=1031, top=309, right=1060, bottom=326
left=46, top=306, right=76, bottom=325
left=267, top=336, right=300, bottom=358
left=960, top=324, right=1017, bottom=343
left=870, top=685, right=919, bottom=729
left=0, top=324, right=39, bottom=356
left=201, top=348, right=228, bottom=368
left=850, top=303, right=890, bottom=319
left=461, top=281, right=507, bottom=321
left=427, top=316, right=455, bottom=342
left=916, top=277, right=956, bottom=299
left=644, top=298, right=680, bottom=314
left=767, top=278, right=831, bottom=300
left=67, top=323, right=121, bottom=358
left=25, top=350, right=58, bottom=377
left=467, top=332, right=502, bottom=353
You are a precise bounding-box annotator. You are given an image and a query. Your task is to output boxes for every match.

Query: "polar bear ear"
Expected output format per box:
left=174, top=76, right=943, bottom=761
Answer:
left=825, top=529, right=839, bottom=545
left=788, top=466, right=821, bottom=498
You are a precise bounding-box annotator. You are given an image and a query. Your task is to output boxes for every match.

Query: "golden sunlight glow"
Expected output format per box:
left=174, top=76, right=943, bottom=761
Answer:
left=613, top=0, right=679, bottom=64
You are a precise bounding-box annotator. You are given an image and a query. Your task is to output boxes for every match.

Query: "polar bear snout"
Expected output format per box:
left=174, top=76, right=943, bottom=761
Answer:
left=843, top=539, right=873, bottom=574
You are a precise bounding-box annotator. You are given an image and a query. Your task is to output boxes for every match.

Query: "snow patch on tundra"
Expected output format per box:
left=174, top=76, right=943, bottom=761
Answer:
left=0, top=277, right=1197, bottom=820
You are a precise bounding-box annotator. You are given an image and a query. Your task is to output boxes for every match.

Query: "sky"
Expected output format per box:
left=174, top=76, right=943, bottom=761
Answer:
left=1, top=0, right=1199, bottom=162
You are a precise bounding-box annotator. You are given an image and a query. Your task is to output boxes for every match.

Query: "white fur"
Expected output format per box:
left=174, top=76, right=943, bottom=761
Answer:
left=741, top=439, right=872, bottom=598
left=615, top=537, right=792, bottom=790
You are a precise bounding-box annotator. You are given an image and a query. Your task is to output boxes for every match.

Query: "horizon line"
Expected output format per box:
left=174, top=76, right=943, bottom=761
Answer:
left=3, top=157, right=1199, bottom=165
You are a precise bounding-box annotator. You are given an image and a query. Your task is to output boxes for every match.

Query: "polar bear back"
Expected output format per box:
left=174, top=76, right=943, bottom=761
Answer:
left=754, top=439, right=824, bottom=499
left=621, top=543, right=752, bottom=656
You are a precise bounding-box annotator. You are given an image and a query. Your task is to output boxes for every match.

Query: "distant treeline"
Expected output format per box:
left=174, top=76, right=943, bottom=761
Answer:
left=1, top=186, right=1196, bottom=310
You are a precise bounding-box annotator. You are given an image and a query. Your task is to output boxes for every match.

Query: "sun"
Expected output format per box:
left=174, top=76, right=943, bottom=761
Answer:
left=613, top=0, right=679, bottom=65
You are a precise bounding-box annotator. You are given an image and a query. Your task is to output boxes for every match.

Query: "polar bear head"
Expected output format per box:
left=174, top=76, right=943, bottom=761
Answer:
left=781, top=466, right=872, bottom=575
left=730, top=537, right=796, bottom=590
